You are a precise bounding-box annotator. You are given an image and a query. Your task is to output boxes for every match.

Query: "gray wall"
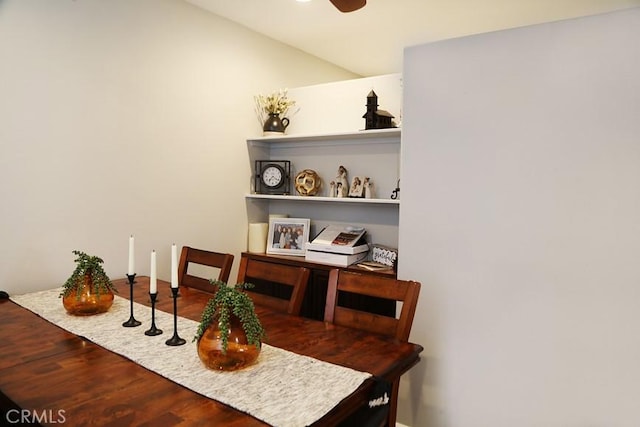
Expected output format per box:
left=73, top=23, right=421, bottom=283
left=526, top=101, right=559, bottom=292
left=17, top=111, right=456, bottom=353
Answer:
left=400, top=8, right=640, bottom=426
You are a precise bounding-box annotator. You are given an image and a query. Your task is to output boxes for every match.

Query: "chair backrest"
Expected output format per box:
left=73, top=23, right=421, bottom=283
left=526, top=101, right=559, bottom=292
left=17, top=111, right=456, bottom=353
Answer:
left=324, top=269, right=420, bottom=341
left=236, top=254, right=310, bottom=315
left=178, top=246, right=234, bottom=292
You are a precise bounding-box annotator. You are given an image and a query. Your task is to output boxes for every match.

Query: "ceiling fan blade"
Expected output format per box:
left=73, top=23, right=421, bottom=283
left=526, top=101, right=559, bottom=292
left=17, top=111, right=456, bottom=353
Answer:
left=329, top=0, right=366, bottom=13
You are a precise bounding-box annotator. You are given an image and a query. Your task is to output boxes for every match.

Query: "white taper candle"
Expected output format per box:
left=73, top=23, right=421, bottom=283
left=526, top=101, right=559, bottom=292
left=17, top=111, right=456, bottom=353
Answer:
left=128, top=235, right=135, bottom=275
left=150, top=250, right=157, bottom=294
left=171, top=244, right=178, bottom=288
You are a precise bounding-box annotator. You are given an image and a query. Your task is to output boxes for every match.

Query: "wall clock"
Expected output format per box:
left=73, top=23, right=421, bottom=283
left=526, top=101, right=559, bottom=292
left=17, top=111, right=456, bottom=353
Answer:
left=255, top=160, right=291, bottom=195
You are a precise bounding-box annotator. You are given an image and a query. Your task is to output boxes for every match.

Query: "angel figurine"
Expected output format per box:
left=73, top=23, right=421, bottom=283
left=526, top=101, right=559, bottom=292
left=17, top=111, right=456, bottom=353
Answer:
left=364, top=177, right=374, bottom=199
left=336, top=165, right=349, bottom=198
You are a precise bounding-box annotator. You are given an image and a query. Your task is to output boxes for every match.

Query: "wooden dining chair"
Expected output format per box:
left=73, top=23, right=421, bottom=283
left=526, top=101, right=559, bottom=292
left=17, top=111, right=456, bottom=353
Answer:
left=178, top=246, right=234, bottom=293
left=236, top=254, right=310, bottom=316
left=324, top=269, right=421, bottom=427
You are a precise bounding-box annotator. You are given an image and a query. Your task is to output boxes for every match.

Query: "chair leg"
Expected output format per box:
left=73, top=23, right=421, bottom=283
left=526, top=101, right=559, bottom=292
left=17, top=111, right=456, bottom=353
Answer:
left=387, top=379, right=400, bottom=427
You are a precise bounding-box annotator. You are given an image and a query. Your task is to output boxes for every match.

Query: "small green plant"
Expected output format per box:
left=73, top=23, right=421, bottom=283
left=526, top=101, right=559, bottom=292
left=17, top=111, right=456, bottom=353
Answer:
left=59, top=250, right=117, bottom=299
left=194, top=281, right=266, bottom=353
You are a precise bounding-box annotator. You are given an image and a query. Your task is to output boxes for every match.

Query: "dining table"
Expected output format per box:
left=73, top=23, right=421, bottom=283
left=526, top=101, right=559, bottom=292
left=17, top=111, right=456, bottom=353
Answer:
left=0, top=277, right=423, bottom=426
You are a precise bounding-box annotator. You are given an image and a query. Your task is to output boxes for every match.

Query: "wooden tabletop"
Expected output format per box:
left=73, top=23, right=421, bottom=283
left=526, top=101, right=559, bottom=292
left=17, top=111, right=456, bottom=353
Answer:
left=0, top=277, right=422, bottom=426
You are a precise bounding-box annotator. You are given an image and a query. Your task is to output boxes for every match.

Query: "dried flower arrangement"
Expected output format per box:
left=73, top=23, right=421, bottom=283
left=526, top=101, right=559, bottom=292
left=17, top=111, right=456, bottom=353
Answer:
left=254, top=89, right=297, bottom=126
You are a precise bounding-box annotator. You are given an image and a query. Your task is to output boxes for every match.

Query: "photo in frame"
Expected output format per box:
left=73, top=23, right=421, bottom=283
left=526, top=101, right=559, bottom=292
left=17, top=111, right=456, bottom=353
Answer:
left=267, top=218, right=311, bottom=256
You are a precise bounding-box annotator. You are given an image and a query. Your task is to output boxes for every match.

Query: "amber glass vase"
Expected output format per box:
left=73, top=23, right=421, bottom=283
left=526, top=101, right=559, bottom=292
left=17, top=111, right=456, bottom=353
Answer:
left=62, top=273, right=114, bottom=316
left=197, top=314, right=261, bottom=371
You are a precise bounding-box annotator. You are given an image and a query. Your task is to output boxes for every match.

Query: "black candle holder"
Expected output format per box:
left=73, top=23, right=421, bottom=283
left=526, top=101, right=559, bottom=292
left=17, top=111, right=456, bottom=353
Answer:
left=122, top=273, right=142, bottom=327
left=165, top=286, right=186, bottom=346
left=144, top=292, right=163, bottom=336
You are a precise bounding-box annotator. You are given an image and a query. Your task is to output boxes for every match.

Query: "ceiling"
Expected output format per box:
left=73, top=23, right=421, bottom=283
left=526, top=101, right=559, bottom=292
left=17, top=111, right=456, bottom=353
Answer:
left=184, top=0, right=640, bottom=76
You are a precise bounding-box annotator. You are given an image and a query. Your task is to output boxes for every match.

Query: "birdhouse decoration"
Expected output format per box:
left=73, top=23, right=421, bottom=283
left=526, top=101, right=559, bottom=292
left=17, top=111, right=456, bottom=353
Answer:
left=363, top=90, right=395, bottom=130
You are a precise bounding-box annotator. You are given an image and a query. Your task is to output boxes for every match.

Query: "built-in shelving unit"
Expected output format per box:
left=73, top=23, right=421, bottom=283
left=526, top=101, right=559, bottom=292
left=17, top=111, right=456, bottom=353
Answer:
left=245, top=128, right=401, bottom=247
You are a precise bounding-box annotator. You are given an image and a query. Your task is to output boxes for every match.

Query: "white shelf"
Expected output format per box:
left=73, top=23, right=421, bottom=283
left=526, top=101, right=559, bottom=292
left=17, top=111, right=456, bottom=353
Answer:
left=245, top=194, right=400, bottom=205
left=248, top=128, right=400, bottom=148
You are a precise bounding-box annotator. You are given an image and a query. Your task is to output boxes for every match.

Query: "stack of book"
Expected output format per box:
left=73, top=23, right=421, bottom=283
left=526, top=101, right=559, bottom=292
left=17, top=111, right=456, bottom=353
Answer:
left=305, top=225, right=369, bottom=267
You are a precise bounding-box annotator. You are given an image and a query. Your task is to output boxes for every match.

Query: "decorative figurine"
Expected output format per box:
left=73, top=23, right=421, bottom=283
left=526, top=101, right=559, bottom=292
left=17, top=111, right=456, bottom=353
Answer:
left=329, top=181, right=336, bottom=197
left=363, top=90, right=396, bottom=130
left=364, top=177, right=374, bottom=199
left=336, top=165, right=349, bottom=197
left=349, top=176, right=365, bottom=198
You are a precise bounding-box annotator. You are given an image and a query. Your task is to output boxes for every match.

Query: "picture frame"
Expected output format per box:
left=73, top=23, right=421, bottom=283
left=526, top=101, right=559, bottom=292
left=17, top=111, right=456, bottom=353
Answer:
left=267, top=218, right=311, bottom=256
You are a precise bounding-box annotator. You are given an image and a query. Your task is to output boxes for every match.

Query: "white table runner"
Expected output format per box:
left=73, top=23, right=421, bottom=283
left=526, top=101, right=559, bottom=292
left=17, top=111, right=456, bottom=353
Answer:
left=11, top=288, right=371, bottom=427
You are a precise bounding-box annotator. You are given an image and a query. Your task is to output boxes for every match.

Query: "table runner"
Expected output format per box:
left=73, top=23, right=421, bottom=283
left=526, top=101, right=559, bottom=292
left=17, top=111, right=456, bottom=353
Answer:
left=10, top=288, right=372, bottom=427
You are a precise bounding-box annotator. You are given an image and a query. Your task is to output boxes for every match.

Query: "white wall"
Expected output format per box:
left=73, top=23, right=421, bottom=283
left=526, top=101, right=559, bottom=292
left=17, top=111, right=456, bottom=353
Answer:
left=400, top=8, right=640, bottom=427
left=0, top=0, right=357, bottom=294
left=286, top=74, right=402, bottom=135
